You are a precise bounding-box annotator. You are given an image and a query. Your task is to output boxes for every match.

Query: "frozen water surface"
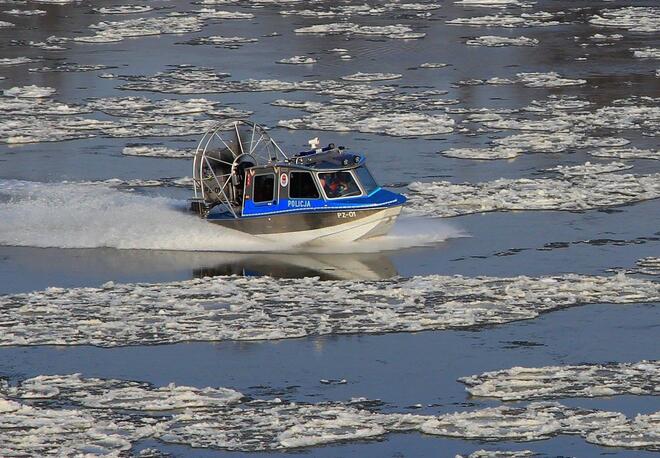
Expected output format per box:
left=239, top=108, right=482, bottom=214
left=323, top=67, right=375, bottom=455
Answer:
left=0, top=0, right=658, bottom=455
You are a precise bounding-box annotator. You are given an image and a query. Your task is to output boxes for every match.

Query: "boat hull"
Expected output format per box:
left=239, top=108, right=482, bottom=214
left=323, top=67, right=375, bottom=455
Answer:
left=208, top=205, right=403, bottom=245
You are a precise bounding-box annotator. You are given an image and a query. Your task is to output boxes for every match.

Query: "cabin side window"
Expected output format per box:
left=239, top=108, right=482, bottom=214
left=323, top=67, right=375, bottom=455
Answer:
left=289, top=172, right=320, bottom=199
left=355, top=166, right=379, bottom=194
left=253, top=174, right=275, bottom=203
left=318, top=171, right=362, bottom=199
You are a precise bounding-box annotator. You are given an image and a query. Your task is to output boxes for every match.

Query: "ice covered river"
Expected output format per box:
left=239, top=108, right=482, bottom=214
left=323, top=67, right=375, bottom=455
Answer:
left=0, top=0, right=658, bottom=456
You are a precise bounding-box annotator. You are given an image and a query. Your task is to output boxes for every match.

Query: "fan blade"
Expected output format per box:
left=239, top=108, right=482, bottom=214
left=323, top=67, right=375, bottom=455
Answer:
left=233, top=122, right=245, bottom=156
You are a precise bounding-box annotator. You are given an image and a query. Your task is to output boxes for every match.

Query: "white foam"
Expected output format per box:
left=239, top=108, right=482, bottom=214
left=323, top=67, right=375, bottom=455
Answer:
left=466, top=35, right=538, bottom=46
left=0, top=180, right=277, bottom=252
left=0, top=21, right=15, bottom=28
left=459, top=361, right=660, bottom=401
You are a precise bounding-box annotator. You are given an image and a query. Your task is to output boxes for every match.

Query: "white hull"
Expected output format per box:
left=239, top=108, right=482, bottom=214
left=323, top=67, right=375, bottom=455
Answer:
left=259, top=205, right=403, bottom=246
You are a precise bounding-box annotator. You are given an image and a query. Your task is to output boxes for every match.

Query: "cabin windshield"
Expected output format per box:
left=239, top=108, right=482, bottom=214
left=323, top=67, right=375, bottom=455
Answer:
left=318, top=171, right=361, bottom=199
left=355, top=166, right=378, bottom=194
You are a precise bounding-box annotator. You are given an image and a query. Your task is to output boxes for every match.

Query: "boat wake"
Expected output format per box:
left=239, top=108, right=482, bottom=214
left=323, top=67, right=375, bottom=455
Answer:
left=0, top=180, right=464, bottom=253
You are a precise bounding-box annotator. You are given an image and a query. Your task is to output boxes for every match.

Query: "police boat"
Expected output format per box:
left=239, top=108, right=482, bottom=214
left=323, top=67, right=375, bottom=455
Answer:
left=189, top=120, right=406, bottom=245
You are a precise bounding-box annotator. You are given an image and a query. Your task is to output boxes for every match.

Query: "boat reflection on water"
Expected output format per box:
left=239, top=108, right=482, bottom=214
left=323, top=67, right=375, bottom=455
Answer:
left=193, top=252, right=397, bottom=281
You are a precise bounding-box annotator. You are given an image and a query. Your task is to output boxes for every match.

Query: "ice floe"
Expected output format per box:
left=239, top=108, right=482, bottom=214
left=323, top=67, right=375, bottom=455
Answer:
left=459, top=361, right=660, bottom=401
left=4, top=8, right=46, bottom=15
left=457, top=452, right=536, bottom=458
left=341, top=72, right=402, bottom=82
left=122, top=144, right=194, bottom=158
left=447, top=12, right=560, bottom=28
left=466, top=35, right=538, bottom=47
left=75, top=16, right=204, bottom=43
left=3, top=85, right=56, bottom=98
left=279, top=3, right=440, bottom=19
left=0, top=92, right=247, bottom=144
left=0, top=266, right=657, bottom=346
left=0, top=20, right=15, bottom=28
left=182, top=35, right=258, bottom=48
left=0, top=374, right=658, bottom=454
left=589, top=147, right=659, bottom=160
left=0, top=56, right=39, bottom=65
left=192, top=8, right=254, bottom=19
left=633, top=47, right=660, bottom=59
left=547, top=161, right=633, bottom=177
left=419, top=62, right=449, bottom=68
left=93, top=5, right=154, bottom=14
left=294, top=23, right=425, bottom=39
left=277, top=55, right=317, bottom=64
left=28, top=63, right=115, bottom=73
left=454, top=0, right=534, bottom=8
left=406, top=167, right=660, bottom=217
left=441, top=146, right=521, bottom=160
left=513, top=72, right=586, bottom=88
left=589, top=7, right=660, bottom=33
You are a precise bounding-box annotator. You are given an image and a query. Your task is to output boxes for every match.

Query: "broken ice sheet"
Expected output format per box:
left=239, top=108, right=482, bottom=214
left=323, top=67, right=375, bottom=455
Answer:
left=1, top=374, right=658, bottom=454
left=459, top=361, right=660, bottom=401
left=589, top=7, right=660, bottom=33
left=453, top=0, right=535, bottom=8
left=441, top=146, right=521, bottom=160
left=3, top=85, right=56, bottom=98
left=547, top=161, right=633, bottom=177
left=0, top=272, right=658, bottom=346
left=466, top=35, right=538, bottom=47
left=74, top=15, right=205, bottom=44
left=341, top=72, right=402, bottom=81
left=406, top=166, right=660, bottom=217
left=28, top=63, right=115, bottom=73
left=181, top=35, right=258, bottom=48
left=93, top=5, right=154, bottom=14
left=122, top=144, right=194, bottom=158
left=0, top=56, right=41, bottom=65
left=294, top=22, right=425, bottom=39
left=277, top=55, right=317, bottom=64
left=447, top=12, right=560, bottom=28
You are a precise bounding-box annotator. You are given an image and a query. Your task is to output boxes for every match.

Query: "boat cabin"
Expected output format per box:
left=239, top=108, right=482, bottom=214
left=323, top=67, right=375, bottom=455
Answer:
left=212, top=147, right=381, bottom=219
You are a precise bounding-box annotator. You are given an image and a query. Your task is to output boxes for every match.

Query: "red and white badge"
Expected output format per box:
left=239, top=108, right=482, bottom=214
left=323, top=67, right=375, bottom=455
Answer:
left=280, top=172, right=288, bottom=187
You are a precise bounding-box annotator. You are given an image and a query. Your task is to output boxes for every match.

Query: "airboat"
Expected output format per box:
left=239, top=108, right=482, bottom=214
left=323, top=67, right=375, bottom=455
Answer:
left=190, top=120, right=406, bottom=245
